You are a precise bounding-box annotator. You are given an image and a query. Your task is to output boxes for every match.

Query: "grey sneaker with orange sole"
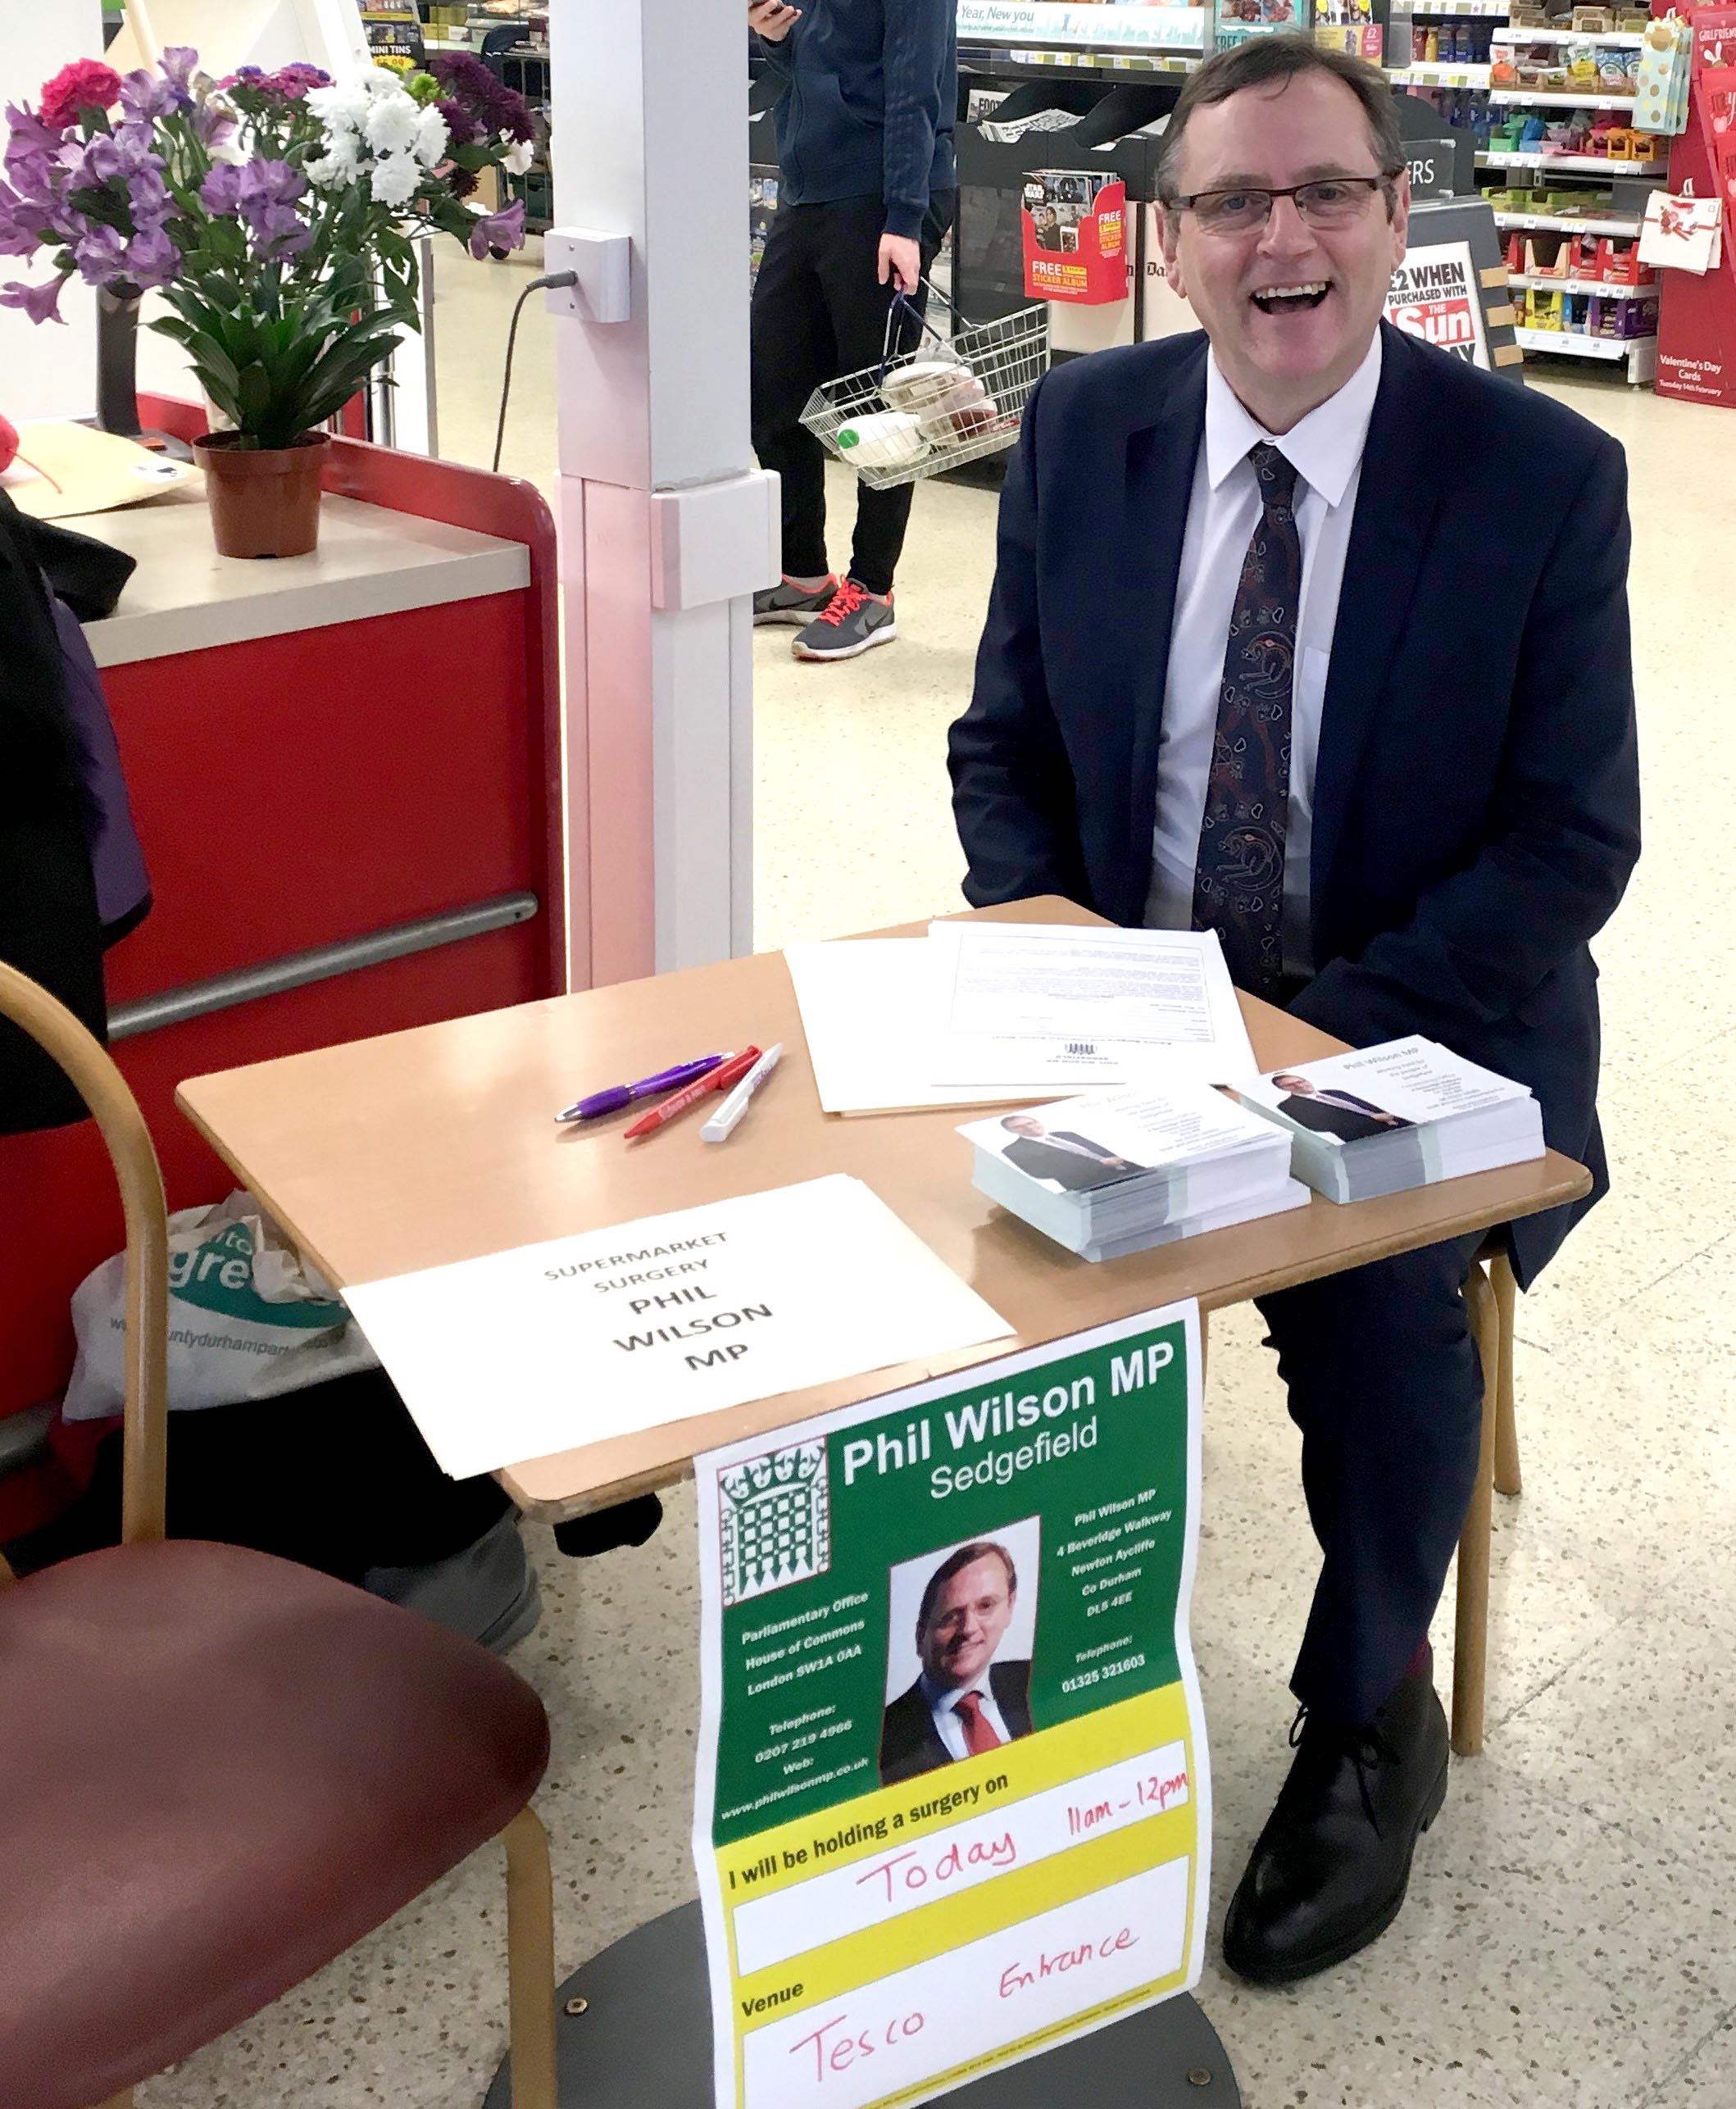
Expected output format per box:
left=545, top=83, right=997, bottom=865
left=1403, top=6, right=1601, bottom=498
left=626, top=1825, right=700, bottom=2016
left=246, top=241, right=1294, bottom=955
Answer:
left=753, top=574, right=838, bottom=625
left=792, top=580, right=898, bottom=661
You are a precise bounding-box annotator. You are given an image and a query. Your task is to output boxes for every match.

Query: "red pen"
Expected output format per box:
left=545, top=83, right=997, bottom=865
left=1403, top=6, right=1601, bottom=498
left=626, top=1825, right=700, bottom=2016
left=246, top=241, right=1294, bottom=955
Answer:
left=623, top=1047, right=761, bottom=1141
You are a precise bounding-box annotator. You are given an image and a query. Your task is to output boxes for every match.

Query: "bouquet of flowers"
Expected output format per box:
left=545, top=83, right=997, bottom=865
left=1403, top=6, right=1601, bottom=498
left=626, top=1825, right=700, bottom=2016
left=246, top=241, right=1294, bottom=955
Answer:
left=0, top=46, right=539, bottom=452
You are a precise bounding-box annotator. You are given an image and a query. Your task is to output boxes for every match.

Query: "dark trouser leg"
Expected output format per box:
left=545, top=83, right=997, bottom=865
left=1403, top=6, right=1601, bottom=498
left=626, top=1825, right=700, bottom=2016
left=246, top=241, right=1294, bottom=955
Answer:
left=751, top=203, right=835, bottom=581
left=1256, top=1230, right=1487, bottom=1728
left=808, top=191, right=958, bottom=598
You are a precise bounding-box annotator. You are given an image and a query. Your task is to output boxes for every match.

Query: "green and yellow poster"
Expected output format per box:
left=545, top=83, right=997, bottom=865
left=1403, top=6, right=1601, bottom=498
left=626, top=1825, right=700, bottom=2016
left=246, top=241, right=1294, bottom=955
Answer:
left=693, top=1302, right=1207, bottom=2109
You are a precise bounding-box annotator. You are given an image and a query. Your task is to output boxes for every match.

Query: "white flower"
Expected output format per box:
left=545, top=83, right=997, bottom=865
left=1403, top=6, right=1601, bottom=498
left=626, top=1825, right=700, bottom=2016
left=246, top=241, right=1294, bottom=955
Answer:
left=412, top=106, right=450, bottom=167
left=361, top=66, right=403, bottom=95
left=369, top=153, right=424, bottom=208
left=307, top=82, right=370, bottom=133
left=501, top=135, right=535, bottom=175
left=363, top=89, right=422, bottom=158
left=308, top=138, right=362, bottom=191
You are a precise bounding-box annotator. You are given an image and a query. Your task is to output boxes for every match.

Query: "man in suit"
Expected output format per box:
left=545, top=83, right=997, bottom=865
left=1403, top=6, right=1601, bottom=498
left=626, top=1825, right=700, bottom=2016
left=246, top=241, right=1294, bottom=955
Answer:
left=1268, top=1071, right=1408, bottom=1143
left=880, top=1540, right=1034, bottom=1786
left=948, top=39, right=1638, bottom=1983
left=998, top=1113, right=1144, bottom=1189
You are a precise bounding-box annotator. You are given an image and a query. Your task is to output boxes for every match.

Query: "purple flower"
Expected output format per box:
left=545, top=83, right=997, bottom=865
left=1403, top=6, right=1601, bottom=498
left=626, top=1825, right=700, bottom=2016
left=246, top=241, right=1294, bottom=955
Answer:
left=126, top=166, right=172, bottom=229
left=4, top=147, right=61, bottom=211
left=200, top=162, right=244, bottom=214
left=0, top=273, right=66, bottom=324
left=467, top=198, right=525, bottom=259
left=0, top=198, right=44, bottom=257
left=249, top=202, right=312, bottom=259
left=124, top=223, right=180, bottom=289
left=119, top=68, right=179, bottom=124
left=237, top=158, right=307, bottom=212
left=73, top=221, right=127, bottom=284
left=193, top=102, right=237, bottom=154
left=430, top=52, right=499, bottom=102
left=271, top=63, right=332, bottom=100
left=159, top=47, right=200, bottom=103
left=496, top=89, right=535, bottom=145
left=69, top=134, right=122, bottom=188
left=436, top=98, right=483, bottom=148
left=5, top=102, right=66, bottom=161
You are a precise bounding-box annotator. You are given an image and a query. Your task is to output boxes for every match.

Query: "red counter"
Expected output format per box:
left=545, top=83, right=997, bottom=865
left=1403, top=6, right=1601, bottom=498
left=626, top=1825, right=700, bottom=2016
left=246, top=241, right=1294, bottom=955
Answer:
left=0, top=427, right=563, bottom=1526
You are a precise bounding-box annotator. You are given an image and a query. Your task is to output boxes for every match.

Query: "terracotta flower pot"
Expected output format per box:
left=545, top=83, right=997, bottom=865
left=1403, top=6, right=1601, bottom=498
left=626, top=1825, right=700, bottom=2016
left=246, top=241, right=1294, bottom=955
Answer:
left=192, top=431, right=330, bottom=558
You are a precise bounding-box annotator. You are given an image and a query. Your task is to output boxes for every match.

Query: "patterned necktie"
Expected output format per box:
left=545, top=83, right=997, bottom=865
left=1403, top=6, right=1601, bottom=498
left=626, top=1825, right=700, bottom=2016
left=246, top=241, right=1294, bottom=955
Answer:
left=953, top=1690, right=1001, bottom=1757
left=1191, top=443, right=1302, bottom=1001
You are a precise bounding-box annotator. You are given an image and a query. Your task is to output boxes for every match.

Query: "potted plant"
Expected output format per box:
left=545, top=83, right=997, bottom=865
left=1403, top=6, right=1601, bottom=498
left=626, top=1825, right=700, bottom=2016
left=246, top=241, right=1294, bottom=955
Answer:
left=0, top=48, right=539, bottom=557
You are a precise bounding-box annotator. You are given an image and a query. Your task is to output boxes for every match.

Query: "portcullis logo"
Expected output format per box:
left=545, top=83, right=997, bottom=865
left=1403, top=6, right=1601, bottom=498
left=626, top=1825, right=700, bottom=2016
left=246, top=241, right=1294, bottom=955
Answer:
left=718, top=1440, right=830, bottom=1607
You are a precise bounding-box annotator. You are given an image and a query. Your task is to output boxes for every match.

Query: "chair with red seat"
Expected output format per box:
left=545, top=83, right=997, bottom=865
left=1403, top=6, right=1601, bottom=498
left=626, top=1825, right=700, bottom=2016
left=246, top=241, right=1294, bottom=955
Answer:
left=0, top=961, right=558, bottom=2109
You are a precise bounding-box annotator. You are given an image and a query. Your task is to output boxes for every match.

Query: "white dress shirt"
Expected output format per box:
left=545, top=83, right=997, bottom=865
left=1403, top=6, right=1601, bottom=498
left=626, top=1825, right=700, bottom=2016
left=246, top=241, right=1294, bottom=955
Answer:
left=1144, top=334, right=1383, bottom=980
left=923, top=1672, right=1013, bottom=1761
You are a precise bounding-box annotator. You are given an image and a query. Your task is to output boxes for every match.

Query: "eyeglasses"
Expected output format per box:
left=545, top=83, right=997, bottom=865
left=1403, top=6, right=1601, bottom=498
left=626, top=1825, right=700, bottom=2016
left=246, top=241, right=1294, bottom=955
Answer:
left=1171, top=175, right=1395, bottom=234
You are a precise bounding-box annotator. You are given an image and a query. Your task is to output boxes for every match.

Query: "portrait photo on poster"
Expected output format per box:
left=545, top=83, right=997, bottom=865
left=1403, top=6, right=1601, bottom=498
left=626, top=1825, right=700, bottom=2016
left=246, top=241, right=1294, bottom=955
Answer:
left=879, top=1518, right=1042, bottom=1789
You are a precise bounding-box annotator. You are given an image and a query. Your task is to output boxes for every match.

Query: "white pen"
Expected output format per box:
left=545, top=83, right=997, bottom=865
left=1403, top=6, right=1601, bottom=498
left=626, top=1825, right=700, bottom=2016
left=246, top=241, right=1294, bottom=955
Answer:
left=701, top=1042, right=784, bottom=1143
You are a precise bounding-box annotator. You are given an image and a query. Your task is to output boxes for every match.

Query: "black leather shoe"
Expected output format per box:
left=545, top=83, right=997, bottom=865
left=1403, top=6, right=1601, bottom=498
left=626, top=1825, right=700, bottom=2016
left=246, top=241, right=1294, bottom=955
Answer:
left=1222, top=1665, right=1449, bottom=1985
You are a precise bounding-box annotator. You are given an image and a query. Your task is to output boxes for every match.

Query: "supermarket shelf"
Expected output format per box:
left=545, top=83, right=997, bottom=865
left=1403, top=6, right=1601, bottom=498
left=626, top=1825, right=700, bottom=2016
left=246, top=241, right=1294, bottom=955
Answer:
left=1487, top=89, right=1641, bottom=107
left=1510, top=273, right=1656, bottom=297
left=1490, top=26, right=1646, bottom=43
left=970, top=45, right=1199, bottom=71
left=1479, top=149, right=1664, bottom=171
left=1394, top=61, right=1493, bottom=85
left=1493, top=210, right=1643, bottom=235
left=956, top=0, right=1204, bottom=56
left=1411, top=0, right=1510, bottom=14
left=1516, top=325, right=1650, bottom=352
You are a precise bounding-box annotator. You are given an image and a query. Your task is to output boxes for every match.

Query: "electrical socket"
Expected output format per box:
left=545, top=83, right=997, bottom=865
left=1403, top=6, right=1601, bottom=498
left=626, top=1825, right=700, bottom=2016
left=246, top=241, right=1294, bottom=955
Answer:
left=543, top=228, right=634, bottom=325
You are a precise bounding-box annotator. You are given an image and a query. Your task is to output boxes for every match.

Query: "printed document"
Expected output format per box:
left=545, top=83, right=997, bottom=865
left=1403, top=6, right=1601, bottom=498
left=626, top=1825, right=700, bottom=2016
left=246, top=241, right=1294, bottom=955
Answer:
left=927, top=923, right=1255, bottom=1089
left=343, top=1176, right=1011, bottom=1478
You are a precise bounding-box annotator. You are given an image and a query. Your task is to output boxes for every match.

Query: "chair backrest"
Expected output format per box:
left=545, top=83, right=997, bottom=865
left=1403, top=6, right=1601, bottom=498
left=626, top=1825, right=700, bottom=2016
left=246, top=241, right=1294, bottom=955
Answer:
left=0, top=962, right=169, bottom=1567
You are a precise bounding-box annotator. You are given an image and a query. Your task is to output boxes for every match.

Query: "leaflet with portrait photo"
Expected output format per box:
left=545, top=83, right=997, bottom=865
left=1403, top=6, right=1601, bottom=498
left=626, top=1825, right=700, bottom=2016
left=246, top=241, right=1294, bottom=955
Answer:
left=693, top=1305, right=1209, bottom=2109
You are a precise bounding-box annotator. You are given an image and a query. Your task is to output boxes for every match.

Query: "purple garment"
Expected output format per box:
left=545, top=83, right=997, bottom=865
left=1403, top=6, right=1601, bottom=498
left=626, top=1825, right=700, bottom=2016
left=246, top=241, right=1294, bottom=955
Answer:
left=49, top=596, right=151, bottom=942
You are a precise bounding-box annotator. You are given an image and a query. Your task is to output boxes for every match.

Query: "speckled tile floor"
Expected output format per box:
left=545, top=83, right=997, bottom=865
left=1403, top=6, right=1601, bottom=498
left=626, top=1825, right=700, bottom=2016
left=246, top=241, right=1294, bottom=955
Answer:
left=138, top=245, right=1736, bottom=2109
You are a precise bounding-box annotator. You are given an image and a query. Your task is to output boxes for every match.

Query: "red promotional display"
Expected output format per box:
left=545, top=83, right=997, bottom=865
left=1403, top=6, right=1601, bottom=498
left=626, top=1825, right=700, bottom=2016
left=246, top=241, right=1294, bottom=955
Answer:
left=1656, top=5, right=1736, bottom=407
left=1023, top=170, right=1129, bottom=304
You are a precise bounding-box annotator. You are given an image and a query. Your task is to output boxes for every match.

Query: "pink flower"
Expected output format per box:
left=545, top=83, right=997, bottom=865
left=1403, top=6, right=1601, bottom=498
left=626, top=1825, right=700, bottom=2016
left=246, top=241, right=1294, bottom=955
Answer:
left=38, top=60, right=122, bottom=132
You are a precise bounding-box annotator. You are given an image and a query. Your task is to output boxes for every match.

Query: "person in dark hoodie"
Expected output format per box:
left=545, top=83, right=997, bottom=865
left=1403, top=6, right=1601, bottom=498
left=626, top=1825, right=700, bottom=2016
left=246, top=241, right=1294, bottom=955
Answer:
left=747, top=0, right=957, bottom=662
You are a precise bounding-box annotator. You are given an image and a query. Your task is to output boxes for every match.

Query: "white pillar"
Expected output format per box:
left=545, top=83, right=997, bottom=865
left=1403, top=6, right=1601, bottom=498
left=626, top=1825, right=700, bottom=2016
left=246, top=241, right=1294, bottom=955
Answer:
left=551, top=0, right=778, bottom=989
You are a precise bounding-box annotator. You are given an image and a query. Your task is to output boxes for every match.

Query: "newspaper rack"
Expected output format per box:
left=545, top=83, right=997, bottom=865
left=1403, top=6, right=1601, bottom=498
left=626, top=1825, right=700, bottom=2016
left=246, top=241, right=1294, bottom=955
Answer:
left=799, top=283, right=1049, bottom=491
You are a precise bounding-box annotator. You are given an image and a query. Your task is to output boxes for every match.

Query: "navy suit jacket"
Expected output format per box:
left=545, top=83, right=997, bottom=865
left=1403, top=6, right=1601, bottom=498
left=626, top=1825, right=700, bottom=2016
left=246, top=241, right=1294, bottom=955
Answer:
left=948, top=324, right=1641, bottom=1284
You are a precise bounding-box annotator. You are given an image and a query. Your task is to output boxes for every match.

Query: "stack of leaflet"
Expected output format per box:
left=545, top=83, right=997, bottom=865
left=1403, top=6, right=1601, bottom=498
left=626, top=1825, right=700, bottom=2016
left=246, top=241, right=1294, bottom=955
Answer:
left=1230, top=1036, right=1544, bottom=1204
left=958, top=1081, right=1309, bottom=1262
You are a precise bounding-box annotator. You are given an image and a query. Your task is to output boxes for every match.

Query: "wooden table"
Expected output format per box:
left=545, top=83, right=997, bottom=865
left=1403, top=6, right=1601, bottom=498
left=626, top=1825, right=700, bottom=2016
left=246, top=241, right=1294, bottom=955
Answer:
left=176, top=898, right=1589, bottom=2109
left=177, top=898, right=1589, bottom=1520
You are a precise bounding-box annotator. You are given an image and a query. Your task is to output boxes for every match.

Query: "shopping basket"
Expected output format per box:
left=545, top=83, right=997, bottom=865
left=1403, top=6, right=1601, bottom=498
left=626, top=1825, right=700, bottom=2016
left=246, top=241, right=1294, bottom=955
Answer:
left=798, top=282, right=1048, bottom=491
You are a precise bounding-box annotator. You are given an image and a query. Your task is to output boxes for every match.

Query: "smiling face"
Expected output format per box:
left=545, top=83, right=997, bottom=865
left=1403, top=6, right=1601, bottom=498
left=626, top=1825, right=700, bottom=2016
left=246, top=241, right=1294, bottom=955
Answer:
left=919, top=1552, right=1016, bottom=1691
left=1162, top=70, right=1409, bottom=433
left=1002, top=1116, right=1046, bottom=1139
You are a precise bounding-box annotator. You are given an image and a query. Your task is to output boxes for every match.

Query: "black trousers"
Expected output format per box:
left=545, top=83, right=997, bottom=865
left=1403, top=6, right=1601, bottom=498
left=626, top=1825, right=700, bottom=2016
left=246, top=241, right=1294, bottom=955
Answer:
left=1257, top=1229, right=1488, bottom=1728
left=751, top=190, right=957, bottom=598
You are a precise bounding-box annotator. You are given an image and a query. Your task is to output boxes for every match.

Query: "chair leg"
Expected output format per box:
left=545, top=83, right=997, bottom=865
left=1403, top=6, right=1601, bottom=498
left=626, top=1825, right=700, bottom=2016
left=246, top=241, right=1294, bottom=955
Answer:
left=502, top=1806, right=559, bottom=2109
left=1491, top=1250, right=1521, bottom=1499
left=1452, top=1265, right=1501, bottom=1759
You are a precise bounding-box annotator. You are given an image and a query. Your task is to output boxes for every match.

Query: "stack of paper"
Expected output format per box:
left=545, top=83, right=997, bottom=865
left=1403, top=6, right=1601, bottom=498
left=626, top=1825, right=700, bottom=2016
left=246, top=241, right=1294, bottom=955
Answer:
left=959, top=1082, right=1309, bottom=1263
left=1231, top=1037, right=1544, bottom=1204
left=785, top=923, right=1256, bottom=1117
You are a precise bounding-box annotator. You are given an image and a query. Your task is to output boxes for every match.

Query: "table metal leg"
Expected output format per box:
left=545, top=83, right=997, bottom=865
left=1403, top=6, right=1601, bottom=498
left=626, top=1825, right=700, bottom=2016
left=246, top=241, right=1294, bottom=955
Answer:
left=484, top=1900, right=1240, bottom=2107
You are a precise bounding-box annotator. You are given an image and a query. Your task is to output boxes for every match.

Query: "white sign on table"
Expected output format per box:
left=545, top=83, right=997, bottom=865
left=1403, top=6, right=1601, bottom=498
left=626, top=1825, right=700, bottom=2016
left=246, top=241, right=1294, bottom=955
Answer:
left=343, top=1176, right=1011, bottom=1478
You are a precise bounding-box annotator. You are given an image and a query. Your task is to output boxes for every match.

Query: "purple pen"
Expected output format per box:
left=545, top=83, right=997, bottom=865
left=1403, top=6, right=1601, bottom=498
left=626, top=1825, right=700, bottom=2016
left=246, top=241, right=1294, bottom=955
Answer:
left=557, top=1055, right=725, bottom=1124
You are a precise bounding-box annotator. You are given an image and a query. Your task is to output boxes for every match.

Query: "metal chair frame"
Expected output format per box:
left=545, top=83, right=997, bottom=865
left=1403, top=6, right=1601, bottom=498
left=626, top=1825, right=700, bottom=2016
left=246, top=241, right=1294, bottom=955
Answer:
left=0, top=961, right=557, bottom=2109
